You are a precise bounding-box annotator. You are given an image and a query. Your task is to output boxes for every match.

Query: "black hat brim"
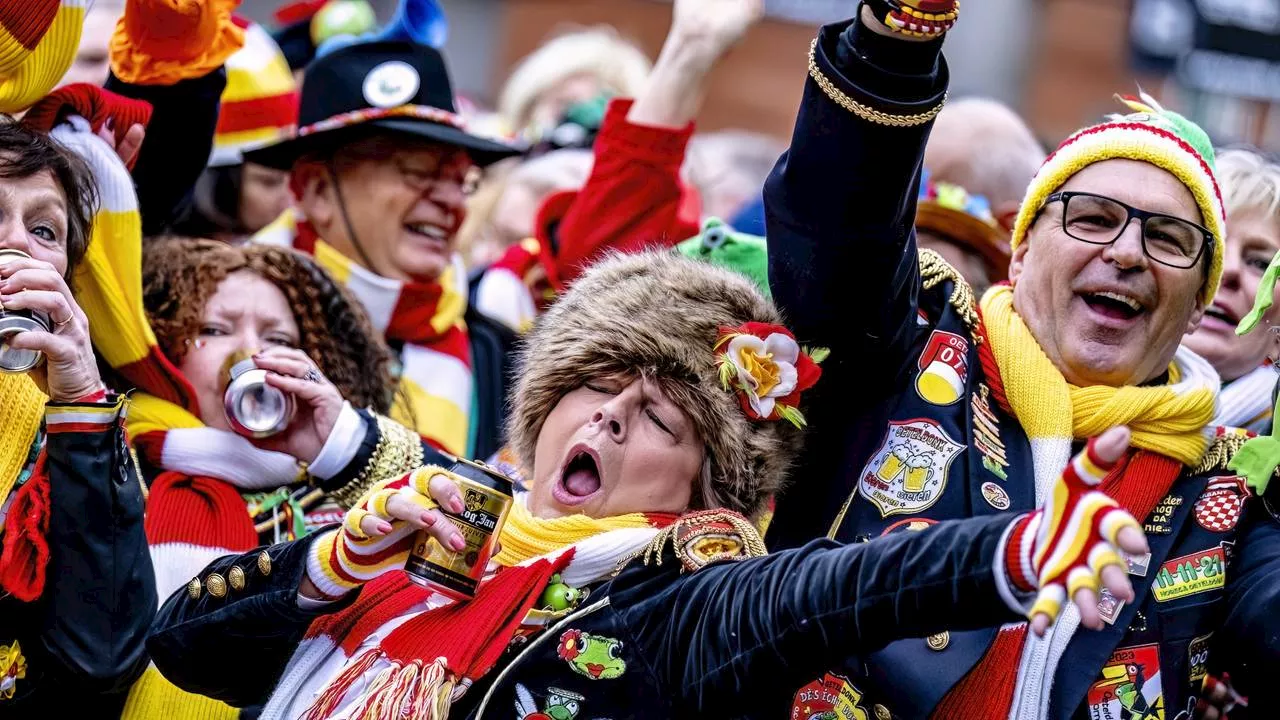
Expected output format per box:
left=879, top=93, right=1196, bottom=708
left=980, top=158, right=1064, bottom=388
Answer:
left=243, top=117, right=524, bottom=171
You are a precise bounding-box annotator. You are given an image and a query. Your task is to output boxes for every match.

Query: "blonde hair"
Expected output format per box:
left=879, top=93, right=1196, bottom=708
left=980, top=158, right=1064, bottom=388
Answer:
left=499, top=26, right=651, bottom=137
left=1217, top=148, right=1280, bottom=220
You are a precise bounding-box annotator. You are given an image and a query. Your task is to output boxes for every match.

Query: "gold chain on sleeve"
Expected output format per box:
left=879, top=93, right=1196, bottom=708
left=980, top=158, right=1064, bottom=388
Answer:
left=808, top=38, right=947, bottom=127
left=918, top=248, right=979, bottom=335
left=329, top=414, right=426, bottom=509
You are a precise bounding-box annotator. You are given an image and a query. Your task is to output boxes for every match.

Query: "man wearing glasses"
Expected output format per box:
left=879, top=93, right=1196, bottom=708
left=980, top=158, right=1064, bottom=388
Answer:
left=764, top=3, right=1279, bottom=719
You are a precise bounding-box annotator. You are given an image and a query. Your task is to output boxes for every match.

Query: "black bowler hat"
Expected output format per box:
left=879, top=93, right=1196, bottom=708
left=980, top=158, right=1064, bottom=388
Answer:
left=245, top=40, right=520, bottom=170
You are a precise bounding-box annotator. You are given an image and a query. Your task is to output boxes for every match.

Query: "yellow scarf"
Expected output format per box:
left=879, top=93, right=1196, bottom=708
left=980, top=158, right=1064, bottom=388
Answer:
left=493, top=499, right=661, bottom=566
left=0, top=374, right=46, bottom=508
left=979, top=284, right=1217, bottom=499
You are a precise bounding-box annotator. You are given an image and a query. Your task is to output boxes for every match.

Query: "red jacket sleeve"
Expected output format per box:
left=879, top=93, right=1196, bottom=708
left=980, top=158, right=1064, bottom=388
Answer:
left=537, top=98, right=701, bottom=290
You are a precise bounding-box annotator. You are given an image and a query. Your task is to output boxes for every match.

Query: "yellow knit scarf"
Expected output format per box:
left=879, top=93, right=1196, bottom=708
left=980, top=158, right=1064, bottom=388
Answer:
left=980, top=285, right=1217, bottom=486
left=492, top=499, right=662, bottom=567
left=0, top=374, right=46, bottom=508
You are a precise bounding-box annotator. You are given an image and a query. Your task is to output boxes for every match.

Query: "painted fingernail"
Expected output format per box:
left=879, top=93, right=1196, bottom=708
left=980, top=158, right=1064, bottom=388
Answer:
left=420, top=512, right=436, bottom=526
left=375, top=520, right=393, bottom=534
left=449, top=497, right=463, bottom=514
left=449, top=534, right=466, bottom=551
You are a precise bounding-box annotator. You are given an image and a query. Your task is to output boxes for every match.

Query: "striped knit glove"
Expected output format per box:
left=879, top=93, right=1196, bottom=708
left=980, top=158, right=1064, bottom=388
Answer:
left=306, top=465, right=466, bottom=599
left=1002, top=429, right=1147, bottom=635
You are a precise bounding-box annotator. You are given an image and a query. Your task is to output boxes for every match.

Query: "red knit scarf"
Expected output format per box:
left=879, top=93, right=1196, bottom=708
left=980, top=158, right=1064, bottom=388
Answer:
left=301, top=555, right=572, bottom=719
left=931, top=332, right=1184, bottom=720
left=0, top=453, right=49, bottom=602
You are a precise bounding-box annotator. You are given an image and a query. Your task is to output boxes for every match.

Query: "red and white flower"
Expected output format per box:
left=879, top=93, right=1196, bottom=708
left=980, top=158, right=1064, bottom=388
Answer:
left=715, top=322, right=825, bottom=427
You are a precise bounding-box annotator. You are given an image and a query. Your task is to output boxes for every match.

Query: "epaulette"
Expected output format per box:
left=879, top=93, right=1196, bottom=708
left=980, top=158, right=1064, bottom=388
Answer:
left=638, top=510, right=767, bottom=573
left=918, top=248, right=979, bottom=336
left=1193, top=428, right=1253, bottom=476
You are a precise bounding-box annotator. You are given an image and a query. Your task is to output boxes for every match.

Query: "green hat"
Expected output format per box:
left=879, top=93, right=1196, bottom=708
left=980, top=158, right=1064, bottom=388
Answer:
left=677, top=218, right=771, bottom=299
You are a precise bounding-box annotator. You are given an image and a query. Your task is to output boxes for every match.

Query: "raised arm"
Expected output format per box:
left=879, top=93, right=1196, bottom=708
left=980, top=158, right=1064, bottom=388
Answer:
left=765, top=9, right=949, bottom=374
left=537, top=0, right=762, bottom=290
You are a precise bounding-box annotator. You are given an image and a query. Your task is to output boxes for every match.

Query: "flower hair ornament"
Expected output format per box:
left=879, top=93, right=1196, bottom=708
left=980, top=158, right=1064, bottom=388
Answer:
left=715, top=322, right=827, bottom=428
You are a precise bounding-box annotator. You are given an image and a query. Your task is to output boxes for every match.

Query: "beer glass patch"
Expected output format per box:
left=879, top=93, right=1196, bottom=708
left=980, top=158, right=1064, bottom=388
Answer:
left=859, top=418, right=963, bottom=517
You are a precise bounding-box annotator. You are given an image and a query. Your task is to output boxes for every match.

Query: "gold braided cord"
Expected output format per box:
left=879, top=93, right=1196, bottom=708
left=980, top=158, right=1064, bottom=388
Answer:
left=1193, top=431, right=1251, bottom=476
left=633, top=511, right=768, bottom=573
left=329, top=414, right=425, bottom=509
left=918, top=248, right=979, bottom=335
left=808, top=39, right=947, bottom=127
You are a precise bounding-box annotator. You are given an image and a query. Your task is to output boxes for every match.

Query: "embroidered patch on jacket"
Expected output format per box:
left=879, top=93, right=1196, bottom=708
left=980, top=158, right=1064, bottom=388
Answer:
left=0, top=640, right=26, bottom=700
left=1193, top=476, right=1249, bottom=533
left=915, top=330, right=969, bottom=406
left=790, top=672, right=870, bottom=720
left=514, top=682, right=588, bottom=720
left=1144, top=494, right=1183, bottom=535
left=859, top=418, right=963, bottom=517
left=1087, top=643, right=1164, bottom=720
left=971, top=383, right=1008, bottom=480
left=1152, top=545, right=1226, bottom=603
left=557, top=630, right=625, bottom=680
left=1188, top=633, right=1212, bottom=684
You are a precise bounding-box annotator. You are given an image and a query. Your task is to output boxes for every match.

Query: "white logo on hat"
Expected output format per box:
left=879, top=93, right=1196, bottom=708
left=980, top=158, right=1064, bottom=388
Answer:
left=363, top=61, right=420, bottom=108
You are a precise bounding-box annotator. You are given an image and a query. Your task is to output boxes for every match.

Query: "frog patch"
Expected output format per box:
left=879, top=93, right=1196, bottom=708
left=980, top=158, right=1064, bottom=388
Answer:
left=557, top=629, right=625, bottom=680
left=515, top=683, right=588, bottom=720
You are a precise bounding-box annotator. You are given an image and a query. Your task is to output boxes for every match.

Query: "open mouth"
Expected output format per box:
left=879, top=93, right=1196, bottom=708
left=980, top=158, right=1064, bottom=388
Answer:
left=1202, top=303, right=1239, bottom=328
left=1081, top=290, right=1145, bottom=322
left=405, top=222, right=451, bottom=250
left=553, top=445, right=602, bottom=506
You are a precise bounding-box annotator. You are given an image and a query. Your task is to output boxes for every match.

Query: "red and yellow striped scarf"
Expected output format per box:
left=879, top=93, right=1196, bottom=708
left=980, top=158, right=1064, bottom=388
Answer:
left=255, top=208, right=473, bottom=455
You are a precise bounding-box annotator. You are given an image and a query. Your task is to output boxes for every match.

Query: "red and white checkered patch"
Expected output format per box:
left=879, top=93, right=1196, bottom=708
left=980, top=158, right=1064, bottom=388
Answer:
left=1194, top=476, right=1250, bottom=533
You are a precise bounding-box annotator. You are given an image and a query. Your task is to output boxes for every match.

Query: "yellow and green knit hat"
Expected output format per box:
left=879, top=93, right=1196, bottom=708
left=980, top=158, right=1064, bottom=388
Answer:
left=0, top=0, right=87, bottom=114
left=1010, top=92, right=1226, bottom=303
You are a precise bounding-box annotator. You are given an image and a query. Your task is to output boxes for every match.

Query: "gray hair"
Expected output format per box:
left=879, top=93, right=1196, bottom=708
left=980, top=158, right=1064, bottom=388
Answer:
left=1217, top=147, right=1280, bottom=220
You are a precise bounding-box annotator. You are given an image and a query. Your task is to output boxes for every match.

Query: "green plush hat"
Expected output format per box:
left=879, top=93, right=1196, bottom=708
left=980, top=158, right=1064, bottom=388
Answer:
left=677, top=218, right=771, bottom=299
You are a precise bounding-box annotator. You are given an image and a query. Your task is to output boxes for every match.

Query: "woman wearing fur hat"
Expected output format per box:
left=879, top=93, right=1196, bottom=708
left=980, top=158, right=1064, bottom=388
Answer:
left=147, top=250, right=1146, bottom=719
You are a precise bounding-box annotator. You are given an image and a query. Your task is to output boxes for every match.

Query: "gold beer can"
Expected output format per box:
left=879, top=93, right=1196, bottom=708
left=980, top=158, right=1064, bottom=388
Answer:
left=404, top=457, right=514, bottom=600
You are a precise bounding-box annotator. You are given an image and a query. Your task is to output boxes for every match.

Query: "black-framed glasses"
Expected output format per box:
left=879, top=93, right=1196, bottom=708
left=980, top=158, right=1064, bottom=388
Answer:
left=1040, top=191, right=1214, bottom=269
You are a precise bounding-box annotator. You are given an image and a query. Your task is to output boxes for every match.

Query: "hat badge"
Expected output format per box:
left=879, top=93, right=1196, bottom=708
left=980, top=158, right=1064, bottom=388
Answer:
left=363, top=60, right=420, bottom=108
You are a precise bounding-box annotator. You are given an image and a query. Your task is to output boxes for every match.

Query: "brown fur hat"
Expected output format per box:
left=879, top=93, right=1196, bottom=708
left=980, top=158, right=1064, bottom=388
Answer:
left=509, top=250, right=802, bottom=519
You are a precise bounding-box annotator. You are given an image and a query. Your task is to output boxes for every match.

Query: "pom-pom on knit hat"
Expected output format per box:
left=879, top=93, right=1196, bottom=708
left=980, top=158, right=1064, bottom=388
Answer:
left=1009, top=92, right=1226, bottom=303
left=510, top=251, right=823, bottom=519
left=210, top=17, right=298, bottom=168
left=0, top=0, right=87, bottom=114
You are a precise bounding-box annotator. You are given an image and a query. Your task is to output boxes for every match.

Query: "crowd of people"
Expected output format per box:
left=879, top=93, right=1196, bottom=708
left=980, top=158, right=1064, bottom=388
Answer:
left=0, top=0, right=1277, bottom=717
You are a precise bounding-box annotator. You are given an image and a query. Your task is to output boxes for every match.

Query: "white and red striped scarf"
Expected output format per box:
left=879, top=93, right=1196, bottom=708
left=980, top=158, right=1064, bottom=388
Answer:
left=255, top=209, right=473, bottom=455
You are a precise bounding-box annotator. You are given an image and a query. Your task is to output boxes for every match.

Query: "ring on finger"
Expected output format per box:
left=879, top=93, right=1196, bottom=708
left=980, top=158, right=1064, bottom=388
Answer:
left=52, top=313, right=72, bottom=328
left=303, top=368, right=322, bottom=383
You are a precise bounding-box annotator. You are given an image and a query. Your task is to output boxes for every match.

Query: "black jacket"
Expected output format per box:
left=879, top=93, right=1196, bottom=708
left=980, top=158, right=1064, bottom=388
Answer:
left=147, top=512, right=1027, bottom=718
left=764, top=18, right=1280, bottom=719
left=0, top=395, right=154, bottom=716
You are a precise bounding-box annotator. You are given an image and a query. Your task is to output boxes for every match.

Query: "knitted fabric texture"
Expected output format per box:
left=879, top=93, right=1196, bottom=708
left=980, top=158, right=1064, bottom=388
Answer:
left=0, top=0, right=87, bottom=113
left=0, top=374, right=46, bottom=509
left=210, top=17, right=298, bottom=167
left=24, top=84, right=154, bottom=169
left=255, top=208, right=473, bottom=455
left=121, top=666, right=239, bottom=720
left=110, top=0, right=245, bottom=85
left=1009, top=93, right=1226, bottom=303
